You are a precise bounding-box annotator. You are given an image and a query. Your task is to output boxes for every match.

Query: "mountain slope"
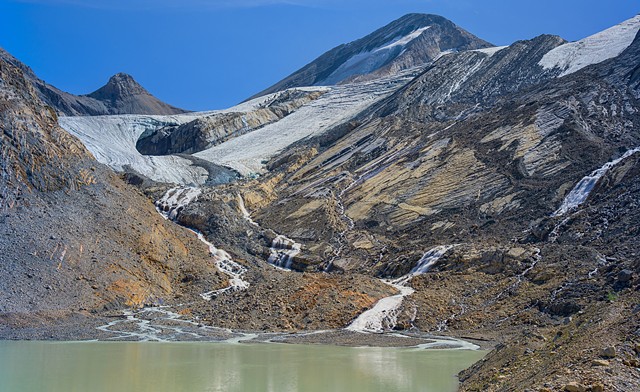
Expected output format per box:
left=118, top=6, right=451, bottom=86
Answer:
left=0, top=48, right=187, bottom=116
left=250, top=13, right=492, bottom=99
left=0, top=51, right=223, bottom=316
left=239, top=17, right=640, bottom=391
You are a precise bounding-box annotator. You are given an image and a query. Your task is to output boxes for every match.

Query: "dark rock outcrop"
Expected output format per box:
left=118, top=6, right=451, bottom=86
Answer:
left=136, top=89, right=325, bottom=155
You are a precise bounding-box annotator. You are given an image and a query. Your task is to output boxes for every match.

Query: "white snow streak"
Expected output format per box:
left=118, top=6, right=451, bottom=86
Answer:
left=471, top=46, right=507, bottom=57
left=320, top=27, right=430, bottom=85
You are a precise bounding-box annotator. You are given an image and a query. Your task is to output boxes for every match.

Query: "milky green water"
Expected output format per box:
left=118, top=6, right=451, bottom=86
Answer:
left=0, top=341, right=485, bottom=392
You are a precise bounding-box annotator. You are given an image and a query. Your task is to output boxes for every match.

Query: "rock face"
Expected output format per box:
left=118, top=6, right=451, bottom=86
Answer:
left=0, top=48, right=187, bottom=116
left=250, top=13, right=492, bottom=99
left=84, top=73, right=188, bottom=116
left=0, top=52, right=223, bottom=315
left=237, top=16, right=640, bottom=392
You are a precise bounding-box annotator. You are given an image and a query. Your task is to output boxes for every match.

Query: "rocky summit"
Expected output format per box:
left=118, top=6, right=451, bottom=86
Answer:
left=250, top=13, right=492, bottom=99
left=2, top=12, right=640, bottom=392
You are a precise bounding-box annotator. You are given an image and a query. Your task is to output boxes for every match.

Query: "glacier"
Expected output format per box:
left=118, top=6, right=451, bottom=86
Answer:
left=539, top=15, right=640, bottom=77
left=60, top=75, right=414, bottom=183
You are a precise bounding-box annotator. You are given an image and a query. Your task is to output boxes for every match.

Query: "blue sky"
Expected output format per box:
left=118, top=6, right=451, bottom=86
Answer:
left=1, top=0, right=638, bottom=110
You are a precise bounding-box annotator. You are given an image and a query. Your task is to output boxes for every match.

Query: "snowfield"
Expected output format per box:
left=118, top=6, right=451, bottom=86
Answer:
left=539, top=15, right=640, bottom=77
left=195, top=73, right=416, bottom=175
left=59, top=16, right=639, bottom=185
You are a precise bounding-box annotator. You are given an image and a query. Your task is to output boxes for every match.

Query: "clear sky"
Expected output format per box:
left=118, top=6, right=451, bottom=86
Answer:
left=1, top=0, right=638, bottom=111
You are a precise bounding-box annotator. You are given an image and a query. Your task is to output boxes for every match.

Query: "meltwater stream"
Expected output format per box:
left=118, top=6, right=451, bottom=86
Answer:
left=347, top=245, right=462, bottom=335
left=237, top=193, right=303, bottom=271
left=155, top=187, right=250, bottom=300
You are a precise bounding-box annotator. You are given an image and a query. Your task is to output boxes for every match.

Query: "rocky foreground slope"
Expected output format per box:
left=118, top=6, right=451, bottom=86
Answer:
left=2, top=12, right=640, bottom=392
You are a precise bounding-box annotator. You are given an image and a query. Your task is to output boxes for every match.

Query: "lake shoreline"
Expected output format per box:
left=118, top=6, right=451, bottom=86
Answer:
left=0, top=309, right=497, bottom=350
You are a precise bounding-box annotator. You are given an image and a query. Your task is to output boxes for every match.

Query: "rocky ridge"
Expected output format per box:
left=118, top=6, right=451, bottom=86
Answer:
left=0, top=48, right=187, bottom=116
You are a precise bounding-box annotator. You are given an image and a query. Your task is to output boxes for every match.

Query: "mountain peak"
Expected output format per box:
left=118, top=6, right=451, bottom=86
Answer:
left=79, top=72, right=188, bottom=115
left=249, top=13, right=491, bottom=99
left=88, top=73, right=148, bottom=101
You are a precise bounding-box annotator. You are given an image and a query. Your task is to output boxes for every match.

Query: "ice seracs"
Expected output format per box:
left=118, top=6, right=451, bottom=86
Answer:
left=539, top=15, right=640, bottom=77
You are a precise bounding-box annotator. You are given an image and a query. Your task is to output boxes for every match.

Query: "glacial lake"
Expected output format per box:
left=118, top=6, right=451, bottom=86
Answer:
left=0, top=340, right=485, bottom=392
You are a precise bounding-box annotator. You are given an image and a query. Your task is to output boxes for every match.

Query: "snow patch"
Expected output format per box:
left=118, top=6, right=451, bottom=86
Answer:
left=539, top=15, right=640, bottom=77
left=471, top=46, right=507, bottom=57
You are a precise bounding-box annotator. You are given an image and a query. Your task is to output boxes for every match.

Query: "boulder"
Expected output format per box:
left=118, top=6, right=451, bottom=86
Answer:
left=600, top=346, right=616, bottom=359
left=564, top=382, right=586, bottom=392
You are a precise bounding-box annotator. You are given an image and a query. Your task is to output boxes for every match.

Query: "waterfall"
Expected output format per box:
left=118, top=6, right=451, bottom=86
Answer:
left=346, top=245, right=455, bottom=333
left=409, top=245, right=457, bottom=276
left=193, top=230, right=250, bottom=300
left=155, top=186, right=202, bottom=220
left=236, top=193, right=259, bottom=227
left=268, top=235, right=302, bottom=270
left=553, top=147, right=640, bottom=216
left=155, top=187, right=250, bottom=300
left=236, top=193, right=302, bottom=271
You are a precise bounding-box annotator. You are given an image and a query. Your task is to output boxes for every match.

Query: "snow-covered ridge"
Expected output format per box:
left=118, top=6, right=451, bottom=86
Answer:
left=539, top=15, right=640, bottom=77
